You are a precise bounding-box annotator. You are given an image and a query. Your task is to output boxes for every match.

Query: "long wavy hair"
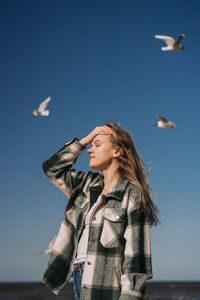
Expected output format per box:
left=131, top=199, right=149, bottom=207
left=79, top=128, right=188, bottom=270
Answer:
left=106, top=121, right=159, bottom=226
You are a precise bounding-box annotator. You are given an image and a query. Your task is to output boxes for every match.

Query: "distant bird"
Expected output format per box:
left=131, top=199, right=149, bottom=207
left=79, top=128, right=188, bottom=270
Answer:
left=34, top=236, right=56, bottom=256
left=155, top=115, right=176, bottom=128
left=32, top=96, right=52, bottom=116
left=154, top=34, right=185, bottom=51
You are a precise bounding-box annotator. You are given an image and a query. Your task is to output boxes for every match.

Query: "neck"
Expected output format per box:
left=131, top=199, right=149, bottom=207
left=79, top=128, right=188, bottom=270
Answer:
left=101, top=163, right=120, bottom=193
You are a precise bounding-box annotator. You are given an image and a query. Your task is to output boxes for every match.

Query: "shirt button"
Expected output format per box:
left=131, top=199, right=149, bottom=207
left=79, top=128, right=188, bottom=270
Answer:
left=89, top=238, right=96, bottom=242
left=87, top=261, right=91, bottom=265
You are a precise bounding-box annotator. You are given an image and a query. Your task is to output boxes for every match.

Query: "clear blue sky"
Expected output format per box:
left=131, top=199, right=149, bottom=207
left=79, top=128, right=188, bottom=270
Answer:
left=1, top=0, right=200, bottom=282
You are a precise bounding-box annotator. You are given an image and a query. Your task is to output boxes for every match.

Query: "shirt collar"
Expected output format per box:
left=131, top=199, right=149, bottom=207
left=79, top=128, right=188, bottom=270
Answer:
left=89, top=176, right=129, bottom=201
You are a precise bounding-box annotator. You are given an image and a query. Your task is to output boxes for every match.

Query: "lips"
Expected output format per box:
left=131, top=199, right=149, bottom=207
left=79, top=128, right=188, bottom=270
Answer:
left=90, top=156, right=95, bottom=159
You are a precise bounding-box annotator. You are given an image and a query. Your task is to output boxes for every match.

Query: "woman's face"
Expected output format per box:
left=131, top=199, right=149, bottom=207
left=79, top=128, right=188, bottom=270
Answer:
left=87, top=135, right=118, bottom=171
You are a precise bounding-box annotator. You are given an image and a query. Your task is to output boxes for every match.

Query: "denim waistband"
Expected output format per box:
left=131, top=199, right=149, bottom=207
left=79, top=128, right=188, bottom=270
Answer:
left=73, top=261, right=85, bottom=270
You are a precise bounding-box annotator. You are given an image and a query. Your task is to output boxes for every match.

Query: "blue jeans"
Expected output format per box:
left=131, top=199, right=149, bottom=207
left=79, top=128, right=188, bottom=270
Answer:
left=73, top=262, right=85, bottom=300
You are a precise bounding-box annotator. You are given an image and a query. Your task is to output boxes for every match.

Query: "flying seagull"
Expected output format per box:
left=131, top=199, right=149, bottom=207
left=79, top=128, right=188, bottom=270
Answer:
left=154, top=34, right=185, bottom=51
left=34, top=236, right=56, bottom=256
left=155, top=115, right=176, bottom=128
left=32, top=96, right=52, bottom=116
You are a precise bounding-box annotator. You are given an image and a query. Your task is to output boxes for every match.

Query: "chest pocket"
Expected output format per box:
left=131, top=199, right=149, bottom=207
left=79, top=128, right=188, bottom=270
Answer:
left=100, top=208, right=127, bottom=248
left=74, top=197, right=89, bottom=209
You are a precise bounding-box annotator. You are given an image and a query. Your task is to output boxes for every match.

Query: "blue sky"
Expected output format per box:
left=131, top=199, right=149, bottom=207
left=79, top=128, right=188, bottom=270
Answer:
left=1, top=0, right=200, bottom=282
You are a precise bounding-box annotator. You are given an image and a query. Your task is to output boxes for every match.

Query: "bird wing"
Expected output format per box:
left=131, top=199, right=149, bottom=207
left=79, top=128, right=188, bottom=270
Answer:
left=174, top=34, right=185, bottom=46
left=154, top=35, right=175, bottom=47
left=38, top=97, right=51, bottom=112
left=157, top=115, right=169, bottom=123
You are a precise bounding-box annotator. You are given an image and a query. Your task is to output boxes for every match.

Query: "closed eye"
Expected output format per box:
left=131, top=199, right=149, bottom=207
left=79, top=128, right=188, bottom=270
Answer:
left=92, top=140, right=102, bottom=147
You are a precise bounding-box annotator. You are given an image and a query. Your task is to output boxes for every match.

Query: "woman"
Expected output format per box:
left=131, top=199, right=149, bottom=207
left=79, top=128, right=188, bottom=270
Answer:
left=42, top=122, right=159, bottom=300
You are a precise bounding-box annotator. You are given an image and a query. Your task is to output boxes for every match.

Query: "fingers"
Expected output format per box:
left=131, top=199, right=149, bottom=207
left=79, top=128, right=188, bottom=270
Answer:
left=95, top=126, right=113, bottom=135
left=84, top=126, right=113, bottom=145
left=80, top=126, right=113, bottom=147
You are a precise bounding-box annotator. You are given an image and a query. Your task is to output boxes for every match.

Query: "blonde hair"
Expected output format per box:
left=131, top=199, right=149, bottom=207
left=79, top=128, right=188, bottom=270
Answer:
left=106, top=121, right=159, bottom=226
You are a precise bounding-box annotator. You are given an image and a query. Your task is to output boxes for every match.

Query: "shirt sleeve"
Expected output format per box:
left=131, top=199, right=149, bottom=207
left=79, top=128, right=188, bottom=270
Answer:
left=42, top=138, right=95, bottom=199
left=119, top=188, right=152, bottom=300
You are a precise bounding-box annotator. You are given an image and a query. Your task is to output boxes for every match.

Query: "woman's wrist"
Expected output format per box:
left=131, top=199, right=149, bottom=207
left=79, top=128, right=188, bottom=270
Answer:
left=79, top=136, right=91, bottom=147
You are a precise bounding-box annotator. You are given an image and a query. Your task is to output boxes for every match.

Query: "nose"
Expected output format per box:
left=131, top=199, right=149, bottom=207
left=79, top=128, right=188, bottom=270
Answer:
left=87, top=147, right=93, bottom=154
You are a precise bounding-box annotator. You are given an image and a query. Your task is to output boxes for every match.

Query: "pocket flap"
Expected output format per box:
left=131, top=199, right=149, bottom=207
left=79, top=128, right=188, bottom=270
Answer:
left=74, top=197, right=89, bottom=208
left=102, top=208, right=126, bottom=222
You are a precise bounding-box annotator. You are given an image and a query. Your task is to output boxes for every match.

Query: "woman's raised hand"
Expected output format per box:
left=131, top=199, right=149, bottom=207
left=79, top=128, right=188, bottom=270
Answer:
left=80, top=126, right=113, bottom=146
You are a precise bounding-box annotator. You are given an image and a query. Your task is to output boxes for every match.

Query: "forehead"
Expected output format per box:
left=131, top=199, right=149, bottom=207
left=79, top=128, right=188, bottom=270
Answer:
left=92, top=134, right=111, bottom=144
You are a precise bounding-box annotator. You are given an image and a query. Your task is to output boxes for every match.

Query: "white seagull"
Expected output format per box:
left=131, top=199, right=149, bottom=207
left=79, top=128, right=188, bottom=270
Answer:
left=34, top=236, right=56, bottom=256
left=154, top=34, right=185, bottom=51
left=155, top=115, right=176, bottom=128
left=32, top=96, right=52, bottom=116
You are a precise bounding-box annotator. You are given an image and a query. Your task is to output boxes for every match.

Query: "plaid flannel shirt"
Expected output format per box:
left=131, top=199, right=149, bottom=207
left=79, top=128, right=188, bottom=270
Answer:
left=42, top=138, right=152, bottom=300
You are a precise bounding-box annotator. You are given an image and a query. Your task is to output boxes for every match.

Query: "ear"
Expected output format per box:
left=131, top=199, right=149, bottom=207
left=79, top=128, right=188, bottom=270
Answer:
left=113, top=147, right=123, bottom=158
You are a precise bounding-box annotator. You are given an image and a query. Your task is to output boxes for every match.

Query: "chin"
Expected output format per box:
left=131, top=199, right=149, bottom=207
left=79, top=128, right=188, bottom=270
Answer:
left=90, top=164, right=98, bottom=170
left=89, top=162, right=102, bottom=171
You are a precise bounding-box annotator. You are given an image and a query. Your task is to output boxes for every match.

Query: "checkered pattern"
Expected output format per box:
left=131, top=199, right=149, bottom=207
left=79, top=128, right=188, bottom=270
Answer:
left=42, top=138, right=152, bottom=300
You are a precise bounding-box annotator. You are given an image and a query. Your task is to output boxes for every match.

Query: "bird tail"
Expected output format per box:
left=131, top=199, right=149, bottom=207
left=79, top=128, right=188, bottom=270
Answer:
left=161, top=47, right=170, bottom=51
left=43, top=110, right=50, bottom=116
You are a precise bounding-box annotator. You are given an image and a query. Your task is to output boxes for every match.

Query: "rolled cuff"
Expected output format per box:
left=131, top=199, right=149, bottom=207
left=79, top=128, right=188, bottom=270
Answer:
left=65, top=138, right=86, bottom=150
left=55, top=138, right=86, bottom=160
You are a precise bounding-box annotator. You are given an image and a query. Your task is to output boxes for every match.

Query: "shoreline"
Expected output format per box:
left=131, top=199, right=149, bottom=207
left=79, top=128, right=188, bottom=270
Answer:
left=0, top=281, right=199, bottom=300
